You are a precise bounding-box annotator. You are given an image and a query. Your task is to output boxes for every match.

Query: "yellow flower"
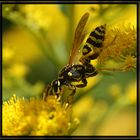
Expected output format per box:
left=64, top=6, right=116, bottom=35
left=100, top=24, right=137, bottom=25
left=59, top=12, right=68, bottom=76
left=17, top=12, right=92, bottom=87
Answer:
left=109, top=84, right=121, bottom=98
left=122, top=55, right=136, bottom=71
left=2, top=47, right=14, bottom=65
left=7, top=63, right=28, bottom=78
left=21, top=4, right=52, bottom=30
left=21, top=4, right=67, bottom=42
left=125, top=81, right=136, bottom=104
left=97, top=24, right=136, bottom=72
left=2, top=94, right=79, bottom=136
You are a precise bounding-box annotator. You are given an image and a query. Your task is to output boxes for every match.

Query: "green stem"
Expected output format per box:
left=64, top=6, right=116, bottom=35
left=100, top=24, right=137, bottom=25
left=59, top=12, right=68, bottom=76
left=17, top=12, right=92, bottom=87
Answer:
left=3, top=11, right=59, bottom=66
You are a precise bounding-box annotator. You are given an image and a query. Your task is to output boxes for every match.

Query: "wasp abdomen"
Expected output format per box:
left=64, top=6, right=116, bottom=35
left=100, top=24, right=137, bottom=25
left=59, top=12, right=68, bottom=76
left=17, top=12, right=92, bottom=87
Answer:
left=82, top=24, right=106, bottom=55
left=82, top=44, right=92, bottom=55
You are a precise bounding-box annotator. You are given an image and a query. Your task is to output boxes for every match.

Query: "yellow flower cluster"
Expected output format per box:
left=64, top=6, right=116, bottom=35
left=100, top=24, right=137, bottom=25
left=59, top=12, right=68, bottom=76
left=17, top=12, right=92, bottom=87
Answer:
left=126, top=81, right=136, bottom=104
left=2, top=94, right=79, bottom=136
left=3, top=46, right=28, bottom=78
left=20, top=4, right=67, bottom=39
left=108, top=81, right=136, bottom=105
left=98, top=24, right=136, bottom=71
left=21, top=4, right=52, bottom=30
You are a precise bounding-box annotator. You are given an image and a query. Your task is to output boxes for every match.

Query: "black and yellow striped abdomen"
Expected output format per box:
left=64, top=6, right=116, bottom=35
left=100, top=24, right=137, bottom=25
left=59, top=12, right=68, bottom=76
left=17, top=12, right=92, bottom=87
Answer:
left=82, top=24, right=106, bottom=60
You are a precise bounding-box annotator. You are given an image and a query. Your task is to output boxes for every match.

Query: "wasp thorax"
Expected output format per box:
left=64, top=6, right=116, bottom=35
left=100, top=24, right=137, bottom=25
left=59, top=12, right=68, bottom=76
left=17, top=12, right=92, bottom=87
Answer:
left=68, top=72, right=73, bottom=76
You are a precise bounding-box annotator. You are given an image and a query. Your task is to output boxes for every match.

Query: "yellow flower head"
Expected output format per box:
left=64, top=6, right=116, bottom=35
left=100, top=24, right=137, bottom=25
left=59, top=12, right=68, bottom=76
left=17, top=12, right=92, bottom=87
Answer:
left=2, top=46, right=14, bottom=65
left=2, top=94, right=79, bottom=136
left=98, top=24, right=136, bottom=71
left=125, top=81, right=137, bottom=104
left=7, top=63, right=28, bottom=78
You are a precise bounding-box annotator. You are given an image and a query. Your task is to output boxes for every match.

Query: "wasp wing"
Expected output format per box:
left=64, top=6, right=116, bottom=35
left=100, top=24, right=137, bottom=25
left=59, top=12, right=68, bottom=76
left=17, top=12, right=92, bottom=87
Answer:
left=68, top=12, right=90, bottom=65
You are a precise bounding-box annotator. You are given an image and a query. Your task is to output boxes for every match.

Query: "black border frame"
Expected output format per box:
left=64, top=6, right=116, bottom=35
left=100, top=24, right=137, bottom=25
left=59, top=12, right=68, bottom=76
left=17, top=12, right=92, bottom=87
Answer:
left=0, top=1, right=139, bottom=139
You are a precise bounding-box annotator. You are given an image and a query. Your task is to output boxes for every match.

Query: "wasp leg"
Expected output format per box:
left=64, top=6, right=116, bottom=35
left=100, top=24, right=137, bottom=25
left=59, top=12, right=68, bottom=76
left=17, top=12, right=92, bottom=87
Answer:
left=43, top=84, right=62, bottom=102
left=76, top=78, right=87, bottom=88
left=88, top=52, right=100, bottom=60
left=80, top=50, right=101, bottom=65
left=62, top=82, right=76, bottom=105
left=66, top=78, right=87, bottom=105
left=66, top=86, right=76, bottom=105
left=84, top=63, right=98, bottom=78
left=43, top=84, right=52, bottom=101
left=88, top=69, right=98, bottom=77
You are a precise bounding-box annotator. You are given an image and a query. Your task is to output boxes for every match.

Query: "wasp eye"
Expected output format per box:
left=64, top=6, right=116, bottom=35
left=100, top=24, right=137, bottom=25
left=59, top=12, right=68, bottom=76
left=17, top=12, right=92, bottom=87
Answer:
left=52, top=80, right=60, bottom=93
left=53, top=80, right=59, bottom=86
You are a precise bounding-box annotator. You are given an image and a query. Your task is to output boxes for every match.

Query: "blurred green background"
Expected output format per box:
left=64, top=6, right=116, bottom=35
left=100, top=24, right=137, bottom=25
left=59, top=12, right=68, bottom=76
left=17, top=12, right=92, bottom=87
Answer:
left=2, top=4, right=137, bottom=136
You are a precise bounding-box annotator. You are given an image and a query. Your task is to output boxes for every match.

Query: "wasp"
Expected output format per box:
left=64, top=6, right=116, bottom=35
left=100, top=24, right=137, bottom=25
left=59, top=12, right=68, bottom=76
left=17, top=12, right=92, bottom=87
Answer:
left=43, top=12, right=106, bottom=103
